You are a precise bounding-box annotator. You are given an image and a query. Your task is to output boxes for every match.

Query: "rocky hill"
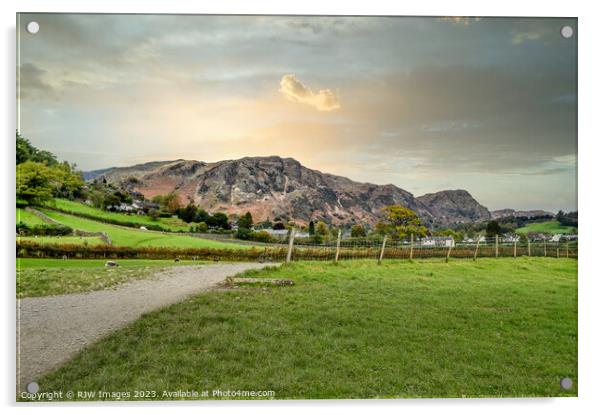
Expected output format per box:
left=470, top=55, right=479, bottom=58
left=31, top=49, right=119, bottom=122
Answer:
left=416, top=190, right=491, bottom=225
left=87, top=156, right=494, bottom=228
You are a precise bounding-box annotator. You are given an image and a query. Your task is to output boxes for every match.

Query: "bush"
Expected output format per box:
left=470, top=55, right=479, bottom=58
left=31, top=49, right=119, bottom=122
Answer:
left=249, top=230, right=276, bottom=243
left=17, top=222, right=73, bottom=236
left=236, top=227, right=252, bottom=240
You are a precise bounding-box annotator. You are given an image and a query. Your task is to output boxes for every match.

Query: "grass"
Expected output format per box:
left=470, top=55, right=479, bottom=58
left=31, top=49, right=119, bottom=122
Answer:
left=17, top=235, right=106, bottom=246
left=49, top=199, right=189, bottom=232
left=17, top=258, right=207, bottom=297
left=516, top=220, right=577, bottom=235
left=37, top=258, right=577, bottom=399
left=39, top=209, right=251, bottom=250
left=16, top=208, right=47, bottom=227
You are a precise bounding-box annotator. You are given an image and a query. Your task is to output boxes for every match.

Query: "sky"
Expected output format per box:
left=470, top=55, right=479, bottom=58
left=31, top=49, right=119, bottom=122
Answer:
left=17, top=14, right=577, bottom=212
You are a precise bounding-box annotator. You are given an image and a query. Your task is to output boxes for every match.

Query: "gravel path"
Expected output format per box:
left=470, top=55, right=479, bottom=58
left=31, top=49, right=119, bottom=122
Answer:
left=17, top=262, right=273, bottom=391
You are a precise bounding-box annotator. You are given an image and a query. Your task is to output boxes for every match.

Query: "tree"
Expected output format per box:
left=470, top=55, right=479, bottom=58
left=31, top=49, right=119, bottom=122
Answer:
left=178, top=203, right=198, bottom=223
left=16, top=162, right=55, bottom=205
left=273, top=222, right=285, bottom=230
left=315, top=221, right=330, bottom=237
left=194, top=208, right=209, bottom=223
left=16, top=132, right=58, bottom=166
left=237, top=212, right=253, bottom=229
left=485, top=220, right=501, bottom=237
left=152, top=193, right=181, bottom=214
left=381, top=205, right=427, bottom=239
left=351, top=224, right=366, bottom=238
left=207, top=212, right=230, bottom=229
left=308, top=220, right=315, bottom=236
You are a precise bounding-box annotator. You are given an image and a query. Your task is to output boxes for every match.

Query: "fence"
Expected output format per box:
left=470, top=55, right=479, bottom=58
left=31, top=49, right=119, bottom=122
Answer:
left=16, top=234, right=578, bottom=263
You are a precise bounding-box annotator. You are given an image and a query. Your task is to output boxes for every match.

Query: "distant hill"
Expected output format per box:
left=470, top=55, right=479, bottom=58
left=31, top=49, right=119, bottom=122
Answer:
left=86, top=156, right=494, bottom=228
left=491, top=209, right=554, bottom=220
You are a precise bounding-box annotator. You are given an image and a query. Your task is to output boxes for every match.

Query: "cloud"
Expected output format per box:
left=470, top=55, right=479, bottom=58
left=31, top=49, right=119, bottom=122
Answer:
left=279, top=74, right=340, bottom=111
left=19, top=62, right=55, bottom=99
left=512, top=31, right=542, bottom=44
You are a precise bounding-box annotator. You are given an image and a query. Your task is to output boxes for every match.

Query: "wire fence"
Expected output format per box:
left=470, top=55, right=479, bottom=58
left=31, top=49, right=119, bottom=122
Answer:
left=261, top=233, right=578, bottom=263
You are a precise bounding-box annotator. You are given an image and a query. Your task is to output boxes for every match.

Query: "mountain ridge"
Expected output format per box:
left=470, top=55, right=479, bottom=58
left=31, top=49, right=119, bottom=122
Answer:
left=85, top=156, right=494, bottom=228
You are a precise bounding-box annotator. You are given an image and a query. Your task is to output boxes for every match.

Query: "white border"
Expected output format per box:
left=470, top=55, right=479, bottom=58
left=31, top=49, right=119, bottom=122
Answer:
left=2, top=1, right=602, bottom=414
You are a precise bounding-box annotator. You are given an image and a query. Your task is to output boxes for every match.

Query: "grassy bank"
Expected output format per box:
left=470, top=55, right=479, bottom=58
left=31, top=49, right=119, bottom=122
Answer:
left=17, top=258, right=207, bottom=297
left=49, top=199, right=189, bottom=232
left=516, top=220, right=577, bottom=235
left=40, top=210, right=250, bottom=250
left=37, top=258, right=577, bottom=399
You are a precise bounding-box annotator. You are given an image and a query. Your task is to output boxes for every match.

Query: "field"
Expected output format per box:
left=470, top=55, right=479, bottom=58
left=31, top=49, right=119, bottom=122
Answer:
left=516, top=220, right=577, bottom=235
left=16, top=208, right=47, bottom=226
left=39, top=210, right=250, bottom=250
left=37, top=258, right=577, bottom=399
left=49, top=199, right=189, bottom=232
left=17, top=258, right=207, bottom=297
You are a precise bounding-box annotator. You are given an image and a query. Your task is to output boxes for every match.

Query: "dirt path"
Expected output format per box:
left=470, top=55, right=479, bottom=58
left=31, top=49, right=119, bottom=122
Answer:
left=17, top=262, right=274, bottom=391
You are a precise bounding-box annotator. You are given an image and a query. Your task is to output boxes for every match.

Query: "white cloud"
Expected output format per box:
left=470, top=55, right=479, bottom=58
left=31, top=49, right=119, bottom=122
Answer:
left=512, top=31, right=541, bottom=44
left=279, top=74, right=340, bottom=112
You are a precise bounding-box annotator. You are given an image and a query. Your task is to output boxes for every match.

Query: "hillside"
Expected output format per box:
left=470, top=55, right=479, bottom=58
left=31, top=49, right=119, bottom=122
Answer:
left=87, top=156, right=493, bottom=228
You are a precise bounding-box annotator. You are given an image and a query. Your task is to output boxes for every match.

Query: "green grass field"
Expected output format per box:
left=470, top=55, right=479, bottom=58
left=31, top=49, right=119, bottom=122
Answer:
left=39, top=209, right=250, bottom=250
left=16, top=208, right=47, bottom=226
left=17, top=258, right=207, bottom=297
left=37, top=258, right=577, bottom=399
left=516, top=220, right=577, bottom=235
left=49, top=199, right=189, bottom=231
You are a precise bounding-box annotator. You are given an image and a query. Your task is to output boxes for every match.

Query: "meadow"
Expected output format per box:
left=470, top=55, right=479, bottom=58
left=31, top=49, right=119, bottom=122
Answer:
left=49, top=199, right=189, bottom=232
left=516, top=220, right=577, bottom=235
left=17, top=258, right=207, bottom=297
left=37, top=258, right=577, bottom=399
left=39, top=210, right=250, bottom=250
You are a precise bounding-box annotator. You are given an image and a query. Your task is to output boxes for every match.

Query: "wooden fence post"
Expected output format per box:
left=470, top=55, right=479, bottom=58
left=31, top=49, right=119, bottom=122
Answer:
left=285, top=229, right=295, bottom=264
left=495, top=235, right=499, bottom=258
left=543, top=239, right=547, bottom=257
left=409, top=233, right=414, bottom=260
left=378, top=235, right=387, bottom=265
left=473, top=234, right=481, bottom=261
left=557, top=247, right=559, bottom=258
left=566, top=242, right=569, bottom=258
left=528, top=239, right=531, bottom=257
left=445, top=240, right=453, bottom=263
left=513, top=241, right=517, bottom=258
left=334, top=229, right=342, bottom=263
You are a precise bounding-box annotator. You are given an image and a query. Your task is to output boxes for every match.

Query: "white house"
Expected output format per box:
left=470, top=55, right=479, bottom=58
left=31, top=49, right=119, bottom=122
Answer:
left=420, top=236, right=455, bottom=248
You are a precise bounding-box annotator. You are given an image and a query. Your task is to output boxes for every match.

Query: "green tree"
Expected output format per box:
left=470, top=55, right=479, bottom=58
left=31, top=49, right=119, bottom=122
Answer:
left=207, top=212, right=230, bottom=229
left=178, top=203, right=198, bottom=223
left=485, top=220, right=501, bottom=237
left=16, top=162, right=55, bottom=205
left=237, top=212, right=253, bottom=229
left=351, top=224, right=367, bottom=238
left=16, top=132, right=58, bottom=166
left=308, top=220, right=315, bottom=236
left=381, top=205, right=427, bottom=239
left=315, top=221, right=329, bottom=237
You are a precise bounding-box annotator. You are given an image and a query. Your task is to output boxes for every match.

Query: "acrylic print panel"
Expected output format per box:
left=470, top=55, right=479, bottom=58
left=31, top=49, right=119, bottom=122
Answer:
left=16, top=13, right=577, bottom=401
